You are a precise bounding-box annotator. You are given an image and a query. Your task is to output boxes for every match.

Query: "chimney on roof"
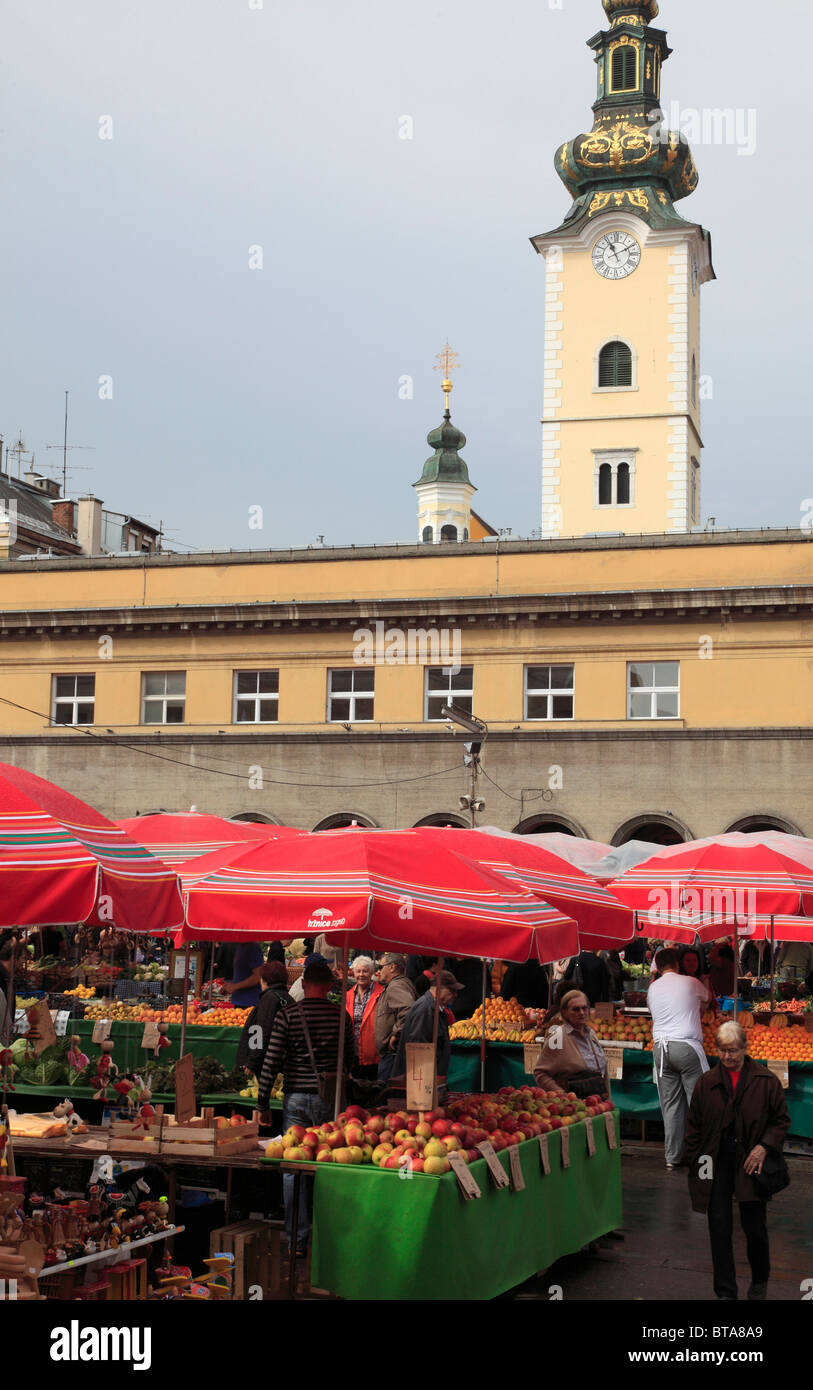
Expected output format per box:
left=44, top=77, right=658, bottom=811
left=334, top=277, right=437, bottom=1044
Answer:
left=76, top=494, right=104, bottom=555
left=52, top=499, right=76, bottom=535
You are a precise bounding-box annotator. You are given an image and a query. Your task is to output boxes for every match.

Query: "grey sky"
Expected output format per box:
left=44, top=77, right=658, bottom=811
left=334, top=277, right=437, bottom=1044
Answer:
left=1, top=0, right=809, bottom=551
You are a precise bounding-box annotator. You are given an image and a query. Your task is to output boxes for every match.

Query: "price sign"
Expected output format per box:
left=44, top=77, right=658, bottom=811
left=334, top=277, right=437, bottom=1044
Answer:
left=174, top=1052, right=196, bottom=1124
left=141, top=1022, right=160, bottom=1050
left=538, top=1133, right=551, bottom=1176
left=91, top=1020, right=112, bottom=1044
left=508, top=1146, right=525, bottom=1192
left=405, top=1043, right=436, bottom=1113
left=604, top=1111, right=617, bottom=1150
left=476, top=1140, right=510, bottom=1189
left=447, top=1152, right=481, bottom=1200
left=604, top=1044, right=624, bottom=1081
left=27, top=1001, right=57, bottom=1056
left=594, top=1002, right=615, bottom=1022
left=766, top=1059, right=789, bottom=1090
left=522, top=1043, right=542, bottom=1075
left=13, top=1009, right=29, bottom=1036
left=584, top=1115, right=596, bottom=1157
left=560, top=1125, right=571, bottom=1169
left=54, top=1011, right=71, bottom=1037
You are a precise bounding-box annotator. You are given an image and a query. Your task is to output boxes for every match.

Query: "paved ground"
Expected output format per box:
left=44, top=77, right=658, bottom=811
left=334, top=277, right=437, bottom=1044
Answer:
left=508, top=1146, right=813, bottom=1302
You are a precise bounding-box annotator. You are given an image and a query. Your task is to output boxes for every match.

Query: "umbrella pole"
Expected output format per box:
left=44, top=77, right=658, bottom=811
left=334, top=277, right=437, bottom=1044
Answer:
left=206, top=945, right=215, bottom=1005
left=431, top=957, right=444, bottom=1108
left=732, top=930, right=738, bottom=1014
left=770, top=916, right=775, bottom=1013
left=179, top=945, right=191, bottom=1057
left=333, top=934, right=350, bottom=1121
left=479, top=959, right=487, bottom=1093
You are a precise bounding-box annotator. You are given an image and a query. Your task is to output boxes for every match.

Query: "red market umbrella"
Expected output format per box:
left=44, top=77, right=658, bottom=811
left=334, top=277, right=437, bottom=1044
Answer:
left=115, top=812, right=303, bottom=865
left=607, top=833, right=813, bottom=920
left=0, top=762, right=183, bottom=932
left=180, top=827, right=579, bottom=963
left=412, top=825, right=634, bottom=947
left=479, top=827, right=613, bottom=869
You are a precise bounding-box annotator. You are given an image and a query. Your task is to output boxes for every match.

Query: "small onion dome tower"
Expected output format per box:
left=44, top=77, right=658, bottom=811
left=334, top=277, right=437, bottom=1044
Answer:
left=413, top=342, right=476, bottom=544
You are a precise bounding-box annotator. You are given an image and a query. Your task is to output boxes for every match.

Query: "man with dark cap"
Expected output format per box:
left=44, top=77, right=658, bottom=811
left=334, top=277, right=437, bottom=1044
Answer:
left=374, top=954, right=416, bottom=1082
left=258, top=956, right=340, bottom=1254
left=391, top=970, right=463, bottom=1082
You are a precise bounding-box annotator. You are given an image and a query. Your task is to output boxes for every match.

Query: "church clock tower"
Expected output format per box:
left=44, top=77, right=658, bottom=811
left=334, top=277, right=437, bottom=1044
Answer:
left=531, top=0, right=715, bottom=538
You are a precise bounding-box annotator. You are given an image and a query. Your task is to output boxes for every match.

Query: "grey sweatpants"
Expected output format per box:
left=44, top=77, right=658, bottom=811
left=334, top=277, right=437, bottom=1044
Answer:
left=653, top=1040, right=705, bottom=1167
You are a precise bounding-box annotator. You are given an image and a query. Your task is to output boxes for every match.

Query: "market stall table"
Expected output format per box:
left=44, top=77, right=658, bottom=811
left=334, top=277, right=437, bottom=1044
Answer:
left=304, top=1118, right=622, bottom=1301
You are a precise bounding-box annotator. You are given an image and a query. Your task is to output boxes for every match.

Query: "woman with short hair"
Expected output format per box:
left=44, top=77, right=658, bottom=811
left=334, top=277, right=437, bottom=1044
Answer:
left=345, top=955, right=383, bottom=1081
left=533, top=989, right=610, bottom=1099
left=684, top=1020, right=790, bottom=1301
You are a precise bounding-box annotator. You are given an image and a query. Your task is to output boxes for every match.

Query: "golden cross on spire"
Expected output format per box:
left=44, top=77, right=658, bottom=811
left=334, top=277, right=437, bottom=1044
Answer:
left=434, top=340, right=460, bottom=411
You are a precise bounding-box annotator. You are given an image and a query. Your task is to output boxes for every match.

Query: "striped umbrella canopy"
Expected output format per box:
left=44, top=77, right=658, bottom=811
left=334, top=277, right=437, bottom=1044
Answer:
left=479, top=827, right=613, bottom=869
left=412, top=826, right=634, bottom=947
left=631, top=908, right=813, bottom=947
left=115, top=812, right=304, bottom=866
left=607, top=833, right=813, bottom=920
left=0, top=762, right=184, bottom=933
left=179, top=827, right=580, bottom=963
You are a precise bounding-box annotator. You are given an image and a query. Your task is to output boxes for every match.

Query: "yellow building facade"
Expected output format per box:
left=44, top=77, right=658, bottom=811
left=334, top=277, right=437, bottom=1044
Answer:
left=0, top=533, right=811, bottom=843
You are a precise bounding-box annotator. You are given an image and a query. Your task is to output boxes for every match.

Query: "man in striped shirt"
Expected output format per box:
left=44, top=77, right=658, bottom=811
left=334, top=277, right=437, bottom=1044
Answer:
left=258, top=956, right=341, bottom=1254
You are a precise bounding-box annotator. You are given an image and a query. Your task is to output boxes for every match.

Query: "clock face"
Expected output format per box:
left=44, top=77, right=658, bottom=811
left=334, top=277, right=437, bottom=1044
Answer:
left=591, top=232, right=642, bottom=280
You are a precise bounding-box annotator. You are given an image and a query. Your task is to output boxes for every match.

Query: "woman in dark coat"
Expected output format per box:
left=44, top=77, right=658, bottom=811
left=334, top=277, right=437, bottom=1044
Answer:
left=684, top=1019, right=790, bottom=1302
left=236, top=962, right=291, bottom=1075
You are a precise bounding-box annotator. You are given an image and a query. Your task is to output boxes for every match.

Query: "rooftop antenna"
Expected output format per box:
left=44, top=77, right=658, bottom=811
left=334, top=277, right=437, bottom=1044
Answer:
left=6, top=432, right=34, bottom=479
left=45, top=391, right=94, bottom=496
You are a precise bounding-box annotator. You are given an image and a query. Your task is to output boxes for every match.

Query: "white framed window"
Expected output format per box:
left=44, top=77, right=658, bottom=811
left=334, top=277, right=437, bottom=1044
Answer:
left=594, top=339, right=638, bottom=393
left=627, top=662, right=680, bottom=720
left=524, top=665, right=574, bottom=721
left=327, top=668, right=374, bottom=723
left=142, top=671, right=186, bottom=724
left=234, top=670, right=279, bottom=723
left=594, top=450, right=637, bottom=508
left=425, top=666, right=474, bottom=721
left=52, top=674, right=95, bottom=726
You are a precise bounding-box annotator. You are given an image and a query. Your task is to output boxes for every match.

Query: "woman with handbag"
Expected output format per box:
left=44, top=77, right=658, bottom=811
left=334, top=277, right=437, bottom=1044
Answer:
left=684, top=1019, right=790, bottom=1301
left=532, top=990, right=610, bottom=1099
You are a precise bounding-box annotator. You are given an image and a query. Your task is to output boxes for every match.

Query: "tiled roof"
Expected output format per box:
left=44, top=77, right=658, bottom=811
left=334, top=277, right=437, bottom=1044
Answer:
left=0, top=474, right=79, bottom=548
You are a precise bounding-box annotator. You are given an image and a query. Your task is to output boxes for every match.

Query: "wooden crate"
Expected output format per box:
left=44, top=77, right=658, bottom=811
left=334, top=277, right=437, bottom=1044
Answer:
left=208, top=1220, right=279, bottom=1300
left=110, top=1106, right=260, bottom=1158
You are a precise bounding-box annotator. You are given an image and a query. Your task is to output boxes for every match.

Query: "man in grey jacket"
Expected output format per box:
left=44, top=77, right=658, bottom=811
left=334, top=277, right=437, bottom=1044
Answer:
left=374, top=954, right=416, bottom=1082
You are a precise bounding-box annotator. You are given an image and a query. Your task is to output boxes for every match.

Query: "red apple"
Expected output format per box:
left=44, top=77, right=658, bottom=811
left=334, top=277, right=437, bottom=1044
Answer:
left=431, top=1119, right=452, bottom=1138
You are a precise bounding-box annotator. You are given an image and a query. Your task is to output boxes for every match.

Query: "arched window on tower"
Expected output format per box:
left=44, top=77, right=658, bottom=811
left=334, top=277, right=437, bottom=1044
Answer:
left=440, top=524, right=458, bottom=542
left=617, top=461, right=630, bottom=505
left=691, top=354, right=697, bottom=406
left=422, top=525, right=433, bottom=544
left=598, top=340, right=633, bottom=389
left=611, top=43, right=638, bottom=93
left=598, top=463, right=613, bottom=506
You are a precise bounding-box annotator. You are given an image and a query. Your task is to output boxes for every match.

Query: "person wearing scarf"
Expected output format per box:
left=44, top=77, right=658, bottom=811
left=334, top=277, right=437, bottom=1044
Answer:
left=685, top=1019, right=790, bottom=1301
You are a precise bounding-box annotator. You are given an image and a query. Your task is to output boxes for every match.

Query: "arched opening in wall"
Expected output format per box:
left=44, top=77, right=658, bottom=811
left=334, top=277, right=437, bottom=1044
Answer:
left=724, top=815, right=804, bottom=836
left=422, top=525, right=433, bottom=544
left=134, top=808, right=170, bottom=816
left=598, top=463, right=612, bottom=506
left=512, top=813, right=590, bottom=837
left=412, top=812, right=468, bottom=828
left=228, top=812, right=282, bottom=825
left=611, top=42, right=638, bottom=93
left=612, top=814, right=692, bottom=847
left=598, top=340, right=633, bottom=388
left=440, top=525, right=458, bottom=542
left=312, top=812, right=379, bottom=831
left=616, top=461, right=630, bottom=505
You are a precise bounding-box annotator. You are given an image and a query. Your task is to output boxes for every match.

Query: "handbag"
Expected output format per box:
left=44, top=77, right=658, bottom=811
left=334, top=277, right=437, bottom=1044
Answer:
left=750, top=1146, right=790, bottom=1201
left=565, top=1069, right=608, bottom=1100
left=296, top=1003, right=342, bottom=1108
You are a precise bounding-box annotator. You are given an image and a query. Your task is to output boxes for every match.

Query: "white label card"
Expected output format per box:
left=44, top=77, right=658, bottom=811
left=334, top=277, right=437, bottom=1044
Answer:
left=508, top=1145, right=525, bottom=1191
left=560, top=1125, right=571, bottom=1169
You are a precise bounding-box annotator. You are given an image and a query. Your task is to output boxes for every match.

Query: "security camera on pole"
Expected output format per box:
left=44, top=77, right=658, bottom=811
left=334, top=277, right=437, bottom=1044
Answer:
left=440, top=701, right=488, bottom=830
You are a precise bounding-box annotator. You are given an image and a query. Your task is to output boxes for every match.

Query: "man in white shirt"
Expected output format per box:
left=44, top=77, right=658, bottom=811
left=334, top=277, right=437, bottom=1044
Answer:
left=648, top=947, right=712, bottom=1171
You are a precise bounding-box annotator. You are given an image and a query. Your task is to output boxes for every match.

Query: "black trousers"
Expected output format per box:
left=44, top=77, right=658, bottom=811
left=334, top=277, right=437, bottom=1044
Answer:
left=707, top=1148, right=770, bottom=1298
